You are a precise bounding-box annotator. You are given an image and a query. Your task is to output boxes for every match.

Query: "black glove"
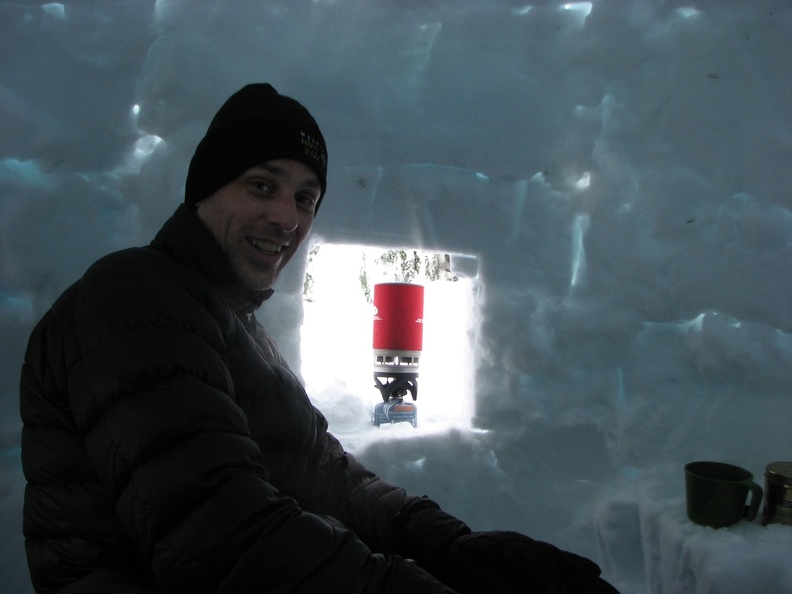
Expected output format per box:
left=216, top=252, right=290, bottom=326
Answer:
left=433, top=530, right=620, bottom=594
left=393, top=498, right=619, bottom=594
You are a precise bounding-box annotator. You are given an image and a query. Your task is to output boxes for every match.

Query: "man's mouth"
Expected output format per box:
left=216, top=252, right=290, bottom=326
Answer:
left=247, top=237, right=286, bottom=255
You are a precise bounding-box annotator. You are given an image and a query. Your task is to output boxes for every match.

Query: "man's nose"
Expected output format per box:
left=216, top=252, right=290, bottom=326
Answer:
left=266, top=192, right=299, bottom=232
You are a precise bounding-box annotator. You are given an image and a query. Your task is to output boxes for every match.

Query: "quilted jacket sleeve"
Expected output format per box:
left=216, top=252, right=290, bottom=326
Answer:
left=247, top=323, right=446, bottom=560
left=275, top=412, right=423, bottom=553
left=24, top=248, right=453, bottom=594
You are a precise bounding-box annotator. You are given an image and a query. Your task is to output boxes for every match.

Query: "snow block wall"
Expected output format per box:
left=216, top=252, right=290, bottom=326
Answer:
left=1, top=1, right=791, bottom=592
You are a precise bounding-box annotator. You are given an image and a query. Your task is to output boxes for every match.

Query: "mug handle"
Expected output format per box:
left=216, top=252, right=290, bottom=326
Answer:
left=742, top=480, right=763, bottom=521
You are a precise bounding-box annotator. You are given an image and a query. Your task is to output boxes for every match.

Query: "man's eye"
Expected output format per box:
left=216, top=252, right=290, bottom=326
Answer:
left=250, top=180, right=273, bottom=193
left=297, top=194, right=318, bottom=209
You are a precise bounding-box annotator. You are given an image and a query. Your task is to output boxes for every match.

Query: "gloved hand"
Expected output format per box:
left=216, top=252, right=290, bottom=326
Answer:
left=429, top=530, right=619, bottom=594
left=392, top=498, right=619, bottom=594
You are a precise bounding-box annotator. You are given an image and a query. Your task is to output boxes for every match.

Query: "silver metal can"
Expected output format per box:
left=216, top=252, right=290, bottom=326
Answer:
left=762, top=461, right=792, bottom=526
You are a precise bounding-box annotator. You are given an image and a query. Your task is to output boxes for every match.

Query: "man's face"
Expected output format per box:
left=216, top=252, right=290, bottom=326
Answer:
left=196, top=159, right=321, bottom=291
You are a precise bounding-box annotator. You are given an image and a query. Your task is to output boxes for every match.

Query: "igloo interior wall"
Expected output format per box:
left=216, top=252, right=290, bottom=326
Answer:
left=2, top=2, right=792, bottom=592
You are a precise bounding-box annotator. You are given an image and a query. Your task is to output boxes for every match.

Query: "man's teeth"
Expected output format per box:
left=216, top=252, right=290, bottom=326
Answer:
left=248, top=238, right=283, bottom=254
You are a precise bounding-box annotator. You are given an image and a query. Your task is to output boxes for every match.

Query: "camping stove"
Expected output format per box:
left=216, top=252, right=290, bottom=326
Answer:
left=372, top=283, right=423, bottom=427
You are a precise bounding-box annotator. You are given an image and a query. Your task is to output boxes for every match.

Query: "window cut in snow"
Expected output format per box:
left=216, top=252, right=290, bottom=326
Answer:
left=300, top=243, right=476, bottom=446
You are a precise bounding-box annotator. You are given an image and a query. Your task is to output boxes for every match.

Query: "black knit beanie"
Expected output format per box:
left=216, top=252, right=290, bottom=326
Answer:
left=185, top=83, right=328, bottom=211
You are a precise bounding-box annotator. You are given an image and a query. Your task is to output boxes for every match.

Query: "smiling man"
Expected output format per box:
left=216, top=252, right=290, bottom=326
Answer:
left=195, top=160, right=320, bottom=291
left=20, top=84, right=618, bottom=593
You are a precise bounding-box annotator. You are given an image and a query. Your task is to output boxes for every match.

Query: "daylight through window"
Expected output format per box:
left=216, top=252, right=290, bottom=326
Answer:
left=300, top=244, right=477, bottom=440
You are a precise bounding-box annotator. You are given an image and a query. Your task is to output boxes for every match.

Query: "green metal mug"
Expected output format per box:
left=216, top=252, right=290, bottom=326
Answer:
left=685, top=461, right=763, bottom=528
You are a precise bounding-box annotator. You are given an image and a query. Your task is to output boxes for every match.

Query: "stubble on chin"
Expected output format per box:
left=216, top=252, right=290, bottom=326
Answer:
left=236, top=263, right=279, bottom=292
left=224, top=250, right=276, bottom=291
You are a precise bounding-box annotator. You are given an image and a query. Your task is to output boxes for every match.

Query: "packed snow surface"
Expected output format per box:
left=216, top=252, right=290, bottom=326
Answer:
left=1, top=1, right=791, bottom=592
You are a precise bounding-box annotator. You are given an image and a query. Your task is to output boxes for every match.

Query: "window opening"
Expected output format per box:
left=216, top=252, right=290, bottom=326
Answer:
left=300, top=243, right=476, bottom=446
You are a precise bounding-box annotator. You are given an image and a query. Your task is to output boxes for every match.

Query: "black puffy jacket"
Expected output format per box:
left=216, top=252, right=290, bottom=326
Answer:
left=20, top=204, right=456, bottom=593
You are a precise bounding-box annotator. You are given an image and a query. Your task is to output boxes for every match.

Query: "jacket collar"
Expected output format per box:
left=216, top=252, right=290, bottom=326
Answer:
left=151, top=204, right=273, bottom=316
